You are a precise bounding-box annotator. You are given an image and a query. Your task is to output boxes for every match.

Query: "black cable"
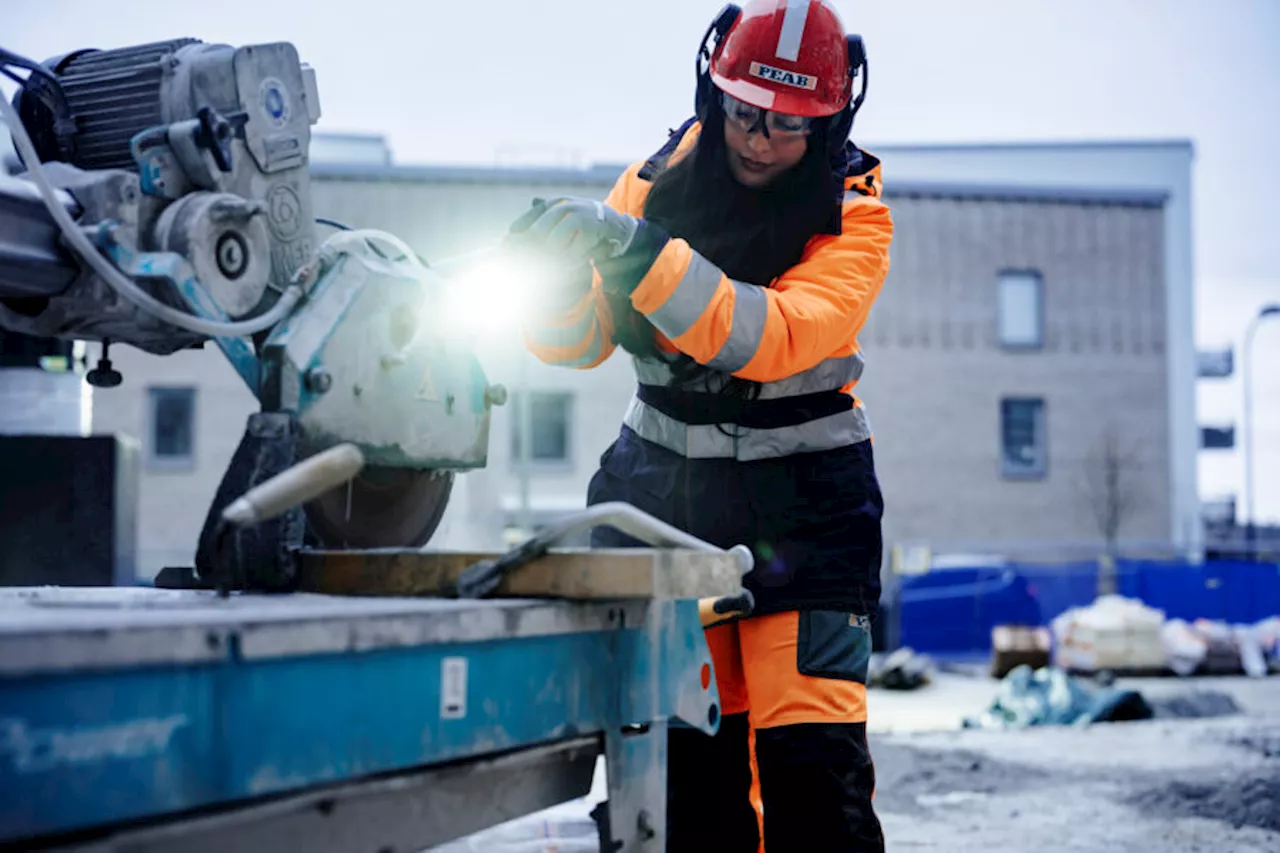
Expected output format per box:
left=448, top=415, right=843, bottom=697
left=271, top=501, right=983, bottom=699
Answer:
left=1, top=67, right=26, bottom=87
left=0, top=46, right=73, bottom=127
left=0, top=48, right=59, bottom=89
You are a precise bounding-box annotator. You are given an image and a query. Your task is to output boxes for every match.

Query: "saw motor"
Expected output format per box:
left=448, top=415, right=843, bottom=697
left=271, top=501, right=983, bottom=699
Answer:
left=0, top=38, right=506, bottom=585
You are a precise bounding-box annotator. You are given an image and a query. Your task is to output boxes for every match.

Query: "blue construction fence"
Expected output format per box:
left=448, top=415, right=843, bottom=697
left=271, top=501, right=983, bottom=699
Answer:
left=896, top=558, right=1280, bottom=655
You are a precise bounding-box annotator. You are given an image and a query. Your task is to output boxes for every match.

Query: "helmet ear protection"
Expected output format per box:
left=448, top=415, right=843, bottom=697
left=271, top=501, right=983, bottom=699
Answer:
left=829, top=34, right=869, bottom=148
left=694, top=3, right=742, bottom=119
left=693, top=2, right=869, bottom=146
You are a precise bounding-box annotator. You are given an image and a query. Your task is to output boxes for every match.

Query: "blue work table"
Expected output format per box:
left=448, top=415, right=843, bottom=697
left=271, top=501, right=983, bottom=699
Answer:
left=0, top=577, right=726, bottom=852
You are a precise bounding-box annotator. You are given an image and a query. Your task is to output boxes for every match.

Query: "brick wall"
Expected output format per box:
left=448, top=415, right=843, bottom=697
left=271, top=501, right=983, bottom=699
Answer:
left=856, top=193, right=1172, bottom=554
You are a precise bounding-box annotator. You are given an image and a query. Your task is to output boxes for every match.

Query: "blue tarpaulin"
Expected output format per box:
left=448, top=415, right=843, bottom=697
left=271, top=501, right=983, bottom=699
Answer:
left=961, top=665, right=1153, bottom=729
left=899, top=558, right=1280, bottom=655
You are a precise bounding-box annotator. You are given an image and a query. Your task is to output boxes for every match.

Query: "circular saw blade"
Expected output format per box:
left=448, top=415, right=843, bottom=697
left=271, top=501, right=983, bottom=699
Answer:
left=304, top=466, right=454, bottom=549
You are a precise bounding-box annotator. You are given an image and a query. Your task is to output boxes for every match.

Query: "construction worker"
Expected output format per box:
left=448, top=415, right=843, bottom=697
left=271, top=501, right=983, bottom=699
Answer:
left=510, top=1, right=891, bottom=850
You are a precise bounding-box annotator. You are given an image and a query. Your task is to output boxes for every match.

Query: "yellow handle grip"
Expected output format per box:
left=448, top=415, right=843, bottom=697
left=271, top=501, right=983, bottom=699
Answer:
left=698, top=590, right=755, bottom=628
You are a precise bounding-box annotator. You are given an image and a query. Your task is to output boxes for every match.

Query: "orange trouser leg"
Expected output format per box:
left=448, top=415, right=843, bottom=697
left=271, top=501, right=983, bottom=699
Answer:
left=738, top=611, right=882, bottom=853
left=676, top=614, right=879, bottom=851
left=705, top=622, right=748, bottom=715
left=749, top=720, right=765, bottom=853
left=740, top=611, right=868, bottom=727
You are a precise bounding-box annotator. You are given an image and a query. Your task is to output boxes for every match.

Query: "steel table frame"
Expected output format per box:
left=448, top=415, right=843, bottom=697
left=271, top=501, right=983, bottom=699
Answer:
left=0, top=587, right=722, bottom=852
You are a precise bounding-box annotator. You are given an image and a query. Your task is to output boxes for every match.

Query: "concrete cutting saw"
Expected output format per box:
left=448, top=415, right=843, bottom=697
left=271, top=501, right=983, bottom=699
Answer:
left=0, top=38, right=506, bottom=588
left=0, top=38, right=774, bottom=853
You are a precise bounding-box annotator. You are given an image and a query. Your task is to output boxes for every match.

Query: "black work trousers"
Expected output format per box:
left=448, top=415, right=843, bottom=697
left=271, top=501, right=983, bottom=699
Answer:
left=587, top=426, right=886, bottom=851
left=668, top=716, right=882, bottom=852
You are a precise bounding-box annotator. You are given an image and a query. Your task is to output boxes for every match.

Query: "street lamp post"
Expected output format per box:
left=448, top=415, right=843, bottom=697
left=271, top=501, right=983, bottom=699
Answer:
left=1243, top=303, right=1280, bottom=557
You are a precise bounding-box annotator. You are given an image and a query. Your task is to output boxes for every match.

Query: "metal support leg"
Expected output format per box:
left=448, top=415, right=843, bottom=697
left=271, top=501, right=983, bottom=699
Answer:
left=597, top=598, right=720, bottom=852
left=601, top=721, right=668, bottom=852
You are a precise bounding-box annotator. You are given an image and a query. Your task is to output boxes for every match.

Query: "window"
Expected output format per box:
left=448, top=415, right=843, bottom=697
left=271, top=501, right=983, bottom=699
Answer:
left=148, top=387, right=195, bottom=467
left=511, top=392, right=572, bottom=465
left=1001, top=397, right=1046, bottom=478
left=998, top=271, right=1044, bottom=349
left=1201, top=496, right=1236, bottom=527
left=1197, top=348, right=1234, bottom=379
left=1200, top=426, right=1235, bottom=450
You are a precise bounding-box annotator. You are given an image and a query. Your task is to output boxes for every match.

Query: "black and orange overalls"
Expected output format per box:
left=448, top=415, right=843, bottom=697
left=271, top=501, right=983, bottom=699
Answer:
left=525, top=120, right=893, bottom=852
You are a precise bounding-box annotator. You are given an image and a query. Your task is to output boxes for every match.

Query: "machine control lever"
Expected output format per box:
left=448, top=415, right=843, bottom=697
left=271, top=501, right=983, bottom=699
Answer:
left=455, top=502, right=756, bottom=625
left=209, top=443, right=365, bottom=595
left=194, top=106, right=248, bottom=173
left=221, top=443, right=364, bottom=526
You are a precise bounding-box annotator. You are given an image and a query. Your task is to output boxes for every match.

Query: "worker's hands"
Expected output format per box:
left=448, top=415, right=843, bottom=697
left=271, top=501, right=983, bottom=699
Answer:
left=507, top=197, right=640, bottom=266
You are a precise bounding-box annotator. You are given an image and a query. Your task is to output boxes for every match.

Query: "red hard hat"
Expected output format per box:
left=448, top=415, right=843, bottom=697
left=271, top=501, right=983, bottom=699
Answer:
left=709, top=0, right=853, bottom=118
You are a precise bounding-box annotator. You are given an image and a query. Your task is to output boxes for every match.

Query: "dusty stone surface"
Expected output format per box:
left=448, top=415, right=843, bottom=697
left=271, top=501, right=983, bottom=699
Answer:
left=430, top=676, right=1280, bottom=852
left=868, top=701, right=1280, bottom=852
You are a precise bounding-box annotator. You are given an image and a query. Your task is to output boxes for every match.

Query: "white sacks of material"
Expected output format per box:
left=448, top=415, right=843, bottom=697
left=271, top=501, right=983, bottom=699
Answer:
left=1050, top=595, right=1167, bottom=673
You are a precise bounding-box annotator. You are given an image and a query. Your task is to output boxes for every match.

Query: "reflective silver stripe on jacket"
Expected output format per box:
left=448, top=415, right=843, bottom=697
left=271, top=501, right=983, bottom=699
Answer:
left=706, top=283, right=768, bottom=373
left=561, top=328, right=606, bottom=367
left=646, top=251, right=723, bottom=340
left=527, top=306, right=596, bottom=350
left=645, top=250, right=772, bottom=373
left=632, top=352, right=864, bottom=399
left=629, top=244, right=871, bottom=458
left=622, top=393, right=872, bottom=461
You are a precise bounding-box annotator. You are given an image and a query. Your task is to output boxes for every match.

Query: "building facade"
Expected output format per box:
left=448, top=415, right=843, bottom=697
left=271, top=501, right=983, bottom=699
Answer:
left=72, top=136, right=1198, bottom=580
left=857, top=185, right=1173, bottom=558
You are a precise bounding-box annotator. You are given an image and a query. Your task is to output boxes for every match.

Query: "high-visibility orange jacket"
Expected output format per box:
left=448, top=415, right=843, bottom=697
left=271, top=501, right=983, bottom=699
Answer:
left=524, top=121, right=893, bottom=460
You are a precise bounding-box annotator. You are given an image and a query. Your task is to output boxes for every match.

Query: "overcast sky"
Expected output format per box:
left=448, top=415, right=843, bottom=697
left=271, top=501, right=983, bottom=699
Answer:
left=4, top=0, right=1278, bottom=521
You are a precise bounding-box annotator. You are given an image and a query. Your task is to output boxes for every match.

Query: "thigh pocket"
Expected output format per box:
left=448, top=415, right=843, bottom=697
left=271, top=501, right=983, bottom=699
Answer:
left=797, top=611, right=872, bottom=684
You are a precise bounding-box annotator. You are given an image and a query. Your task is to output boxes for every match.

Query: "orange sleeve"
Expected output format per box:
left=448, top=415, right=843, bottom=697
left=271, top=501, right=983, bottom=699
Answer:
left=523, top=163, right=648, bottom=369
left=521, top=285, right=615, bottom=369
left=627, top=193, right=893, bottom=383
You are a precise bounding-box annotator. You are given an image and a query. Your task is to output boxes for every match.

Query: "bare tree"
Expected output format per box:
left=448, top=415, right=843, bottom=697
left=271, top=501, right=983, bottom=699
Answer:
left=1078, top=424, right=1146, bottom=596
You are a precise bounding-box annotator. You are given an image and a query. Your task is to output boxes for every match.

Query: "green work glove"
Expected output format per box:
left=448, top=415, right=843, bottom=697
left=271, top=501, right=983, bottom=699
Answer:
left=509, top=196, right=640, bottom=267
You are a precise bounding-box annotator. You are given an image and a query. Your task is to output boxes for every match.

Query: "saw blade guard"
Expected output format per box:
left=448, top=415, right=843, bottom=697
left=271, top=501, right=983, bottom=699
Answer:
left=263, top=229, right=502, bottom=475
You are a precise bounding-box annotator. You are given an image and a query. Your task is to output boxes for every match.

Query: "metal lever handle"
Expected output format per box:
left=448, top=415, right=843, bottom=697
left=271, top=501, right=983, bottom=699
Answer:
left=455, top=501, right=755, bottom=599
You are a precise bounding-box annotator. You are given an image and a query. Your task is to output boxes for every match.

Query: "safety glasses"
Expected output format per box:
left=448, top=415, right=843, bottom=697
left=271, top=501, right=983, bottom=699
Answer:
left=721, top=92, right=812, bottom=138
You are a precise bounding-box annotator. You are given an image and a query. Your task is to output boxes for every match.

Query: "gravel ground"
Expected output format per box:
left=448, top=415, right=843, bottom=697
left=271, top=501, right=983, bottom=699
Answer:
left=431, top=675, right=1280, bottom=852
left=869, top=678, right=1280, bottom=852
